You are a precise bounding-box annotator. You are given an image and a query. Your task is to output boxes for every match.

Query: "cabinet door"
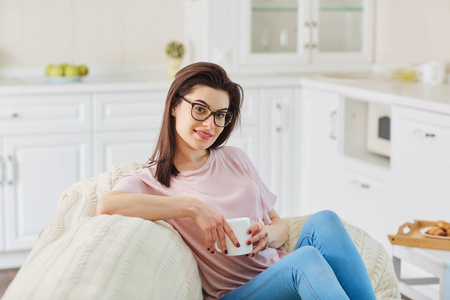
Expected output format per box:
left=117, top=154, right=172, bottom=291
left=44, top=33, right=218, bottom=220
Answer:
left=392, top=107, right=450, bottom=223
left=94, top=130, right=159, bottom=174
left=300, top=89, right=341, bottom=214
left=261, top=88, right=296, bottom=217
left=0, top=139, right=4, bottom=251
left=310, top=0, right=373, bottom=64
left=239, top=0, right=310, bottom=73
left=3, top=134, right=91, bottom=251
left=340, top=171, right=390, bottom=251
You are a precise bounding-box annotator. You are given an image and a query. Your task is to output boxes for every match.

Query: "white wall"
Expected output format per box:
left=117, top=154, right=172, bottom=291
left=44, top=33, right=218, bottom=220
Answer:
left=0, top=0, right=184, bottom=68
left=1, top=0, right=450, bottom=68
left=375, top=0, right=450, bottom=64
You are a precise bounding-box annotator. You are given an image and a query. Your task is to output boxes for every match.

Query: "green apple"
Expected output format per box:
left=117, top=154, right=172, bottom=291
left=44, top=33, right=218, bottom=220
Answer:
left=64, top=65, right=81, bottom=77
left=77, top=64, right=88, bottom=76
left=45, top=64, right=55, bottom=76
left=49, top=65, right=64, bottom=77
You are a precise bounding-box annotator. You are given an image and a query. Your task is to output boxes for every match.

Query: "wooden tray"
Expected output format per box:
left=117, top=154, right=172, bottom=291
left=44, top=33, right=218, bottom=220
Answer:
left=388, top=220, right=450, bottom=251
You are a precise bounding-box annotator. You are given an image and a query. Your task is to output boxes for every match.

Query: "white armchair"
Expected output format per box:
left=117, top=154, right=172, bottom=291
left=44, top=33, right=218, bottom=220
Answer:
left=3, top=162, right=400, bottom=300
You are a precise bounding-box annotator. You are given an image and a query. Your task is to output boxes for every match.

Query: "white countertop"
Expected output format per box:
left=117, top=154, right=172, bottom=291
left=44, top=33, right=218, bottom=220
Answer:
left=301, top=73, right=450, bottom=115
left=1, top=72, right=450, bottom=114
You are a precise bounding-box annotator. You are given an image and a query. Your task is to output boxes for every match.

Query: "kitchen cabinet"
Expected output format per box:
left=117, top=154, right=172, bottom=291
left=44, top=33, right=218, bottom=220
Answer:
left=2, top=134, right=91, bottom=251
left=0, top=93, right=92, bottom=267
left=339, top=170, right=391, bottom=251
left=93, top=131, right=156, bottom=174
left=184, top=0, right=373, bottom=74
left=299, top=87, right=394, bottom=252
left=92, top=91, right=167, bottom=174
left=0, top=139, right=4, bottom=252
left=300, top=88, right=341, bottom=214
left=392, top=106, right=450, bottom=225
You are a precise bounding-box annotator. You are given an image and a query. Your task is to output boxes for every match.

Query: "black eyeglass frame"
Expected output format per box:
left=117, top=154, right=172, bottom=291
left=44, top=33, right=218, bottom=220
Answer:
left=180, top=97, right=234, bottom=127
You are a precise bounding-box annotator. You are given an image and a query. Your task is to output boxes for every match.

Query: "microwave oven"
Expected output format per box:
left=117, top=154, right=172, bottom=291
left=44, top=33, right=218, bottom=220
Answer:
left=367, top=103, right=391, bottom=157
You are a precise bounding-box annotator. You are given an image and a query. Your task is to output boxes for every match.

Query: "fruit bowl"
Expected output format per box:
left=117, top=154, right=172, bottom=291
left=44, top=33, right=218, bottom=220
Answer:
left=45, top=76, right=82, bottom=84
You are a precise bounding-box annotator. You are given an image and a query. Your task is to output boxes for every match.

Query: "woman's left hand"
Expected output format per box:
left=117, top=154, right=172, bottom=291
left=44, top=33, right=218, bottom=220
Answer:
left=246, top=222, right=270, bottom=257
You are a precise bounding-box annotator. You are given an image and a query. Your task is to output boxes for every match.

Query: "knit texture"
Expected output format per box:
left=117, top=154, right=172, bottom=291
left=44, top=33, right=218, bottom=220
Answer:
left=4, top=162, right=400, bottom=300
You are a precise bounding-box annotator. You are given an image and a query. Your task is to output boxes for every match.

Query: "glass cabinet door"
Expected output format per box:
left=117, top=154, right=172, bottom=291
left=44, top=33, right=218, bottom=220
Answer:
left=251, top=0, right=299, bottom=54
left=311, top=0, right=372, bottom=63
left=239, top=0, right=311, bottom=72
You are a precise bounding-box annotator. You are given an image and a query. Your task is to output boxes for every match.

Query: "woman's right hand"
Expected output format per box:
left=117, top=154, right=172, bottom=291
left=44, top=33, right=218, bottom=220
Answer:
left=188, top=198, right=240, bottom=254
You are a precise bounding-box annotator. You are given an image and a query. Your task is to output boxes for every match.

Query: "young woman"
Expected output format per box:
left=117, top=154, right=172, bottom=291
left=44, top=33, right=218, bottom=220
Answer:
left=97, top=62, right=376, bottom=300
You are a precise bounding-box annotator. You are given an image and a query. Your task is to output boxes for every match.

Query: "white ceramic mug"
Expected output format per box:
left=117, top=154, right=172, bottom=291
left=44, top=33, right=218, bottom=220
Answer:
left=215, top=217, right=252, bottom=256
left=418, top=61, right=446, bottom=85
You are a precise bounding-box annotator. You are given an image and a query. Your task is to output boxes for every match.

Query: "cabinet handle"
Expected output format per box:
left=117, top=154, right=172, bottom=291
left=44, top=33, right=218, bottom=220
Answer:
left=329, top=110, right=337, bottom=140
left=311, top=22, right=318, bottom=27
left=351, top=180, right=370, bottom=189
left=273, top=102, right=284, bottom=132
left=6, top=155, right=15, bottom=185
left=311, top=44, right=318, bottom=49
left=11, top=113, right=19, bottom=118
left=413, top=130, right=436, bottom=138
left=305, top=22, right=311, bottom=27
left=0, top=156, right=4, bottom=185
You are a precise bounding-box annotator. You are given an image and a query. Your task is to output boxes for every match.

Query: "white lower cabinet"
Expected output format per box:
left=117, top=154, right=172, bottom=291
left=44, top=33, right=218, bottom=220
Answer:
left=340, top=170, right=391, bottom=251
left=300, top=88, right=341, bottom=214
left=300, top=87, right=393, bottom=251
left=2, top=134, right=91, bottom=251
left=0, top=139, right=4, bottom=252
left=392, top=106, right=450, bottom=224
left=93, top=130, right=159, bottom=174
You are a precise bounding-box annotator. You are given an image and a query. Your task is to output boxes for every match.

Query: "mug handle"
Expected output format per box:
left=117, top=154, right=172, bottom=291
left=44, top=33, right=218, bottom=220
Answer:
left=214, top=241, right=223, bottom=253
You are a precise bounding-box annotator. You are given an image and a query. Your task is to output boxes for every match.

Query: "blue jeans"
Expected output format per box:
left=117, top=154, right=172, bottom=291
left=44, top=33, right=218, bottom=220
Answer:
left=220, top=210, right=376, bottom=300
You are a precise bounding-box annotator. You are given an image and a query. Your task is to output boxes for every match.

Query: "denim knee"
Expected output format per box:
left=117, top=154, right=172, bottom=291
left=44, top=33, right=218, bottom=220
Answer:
left=308, top=210, right=340, bottom=225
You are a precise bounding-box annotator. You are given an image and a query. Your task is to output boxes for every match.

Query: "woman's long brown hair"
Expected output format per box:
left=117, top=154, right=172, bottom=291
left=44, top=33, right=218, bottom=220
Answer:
left=147, top=62, right=243, bottom=187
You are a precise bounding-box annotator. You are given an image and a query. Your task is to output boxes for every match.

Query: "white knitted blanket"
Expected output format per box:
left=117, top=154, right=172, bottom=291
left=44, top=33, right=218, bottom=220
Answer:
left=4, top=162, right=400, bottom=300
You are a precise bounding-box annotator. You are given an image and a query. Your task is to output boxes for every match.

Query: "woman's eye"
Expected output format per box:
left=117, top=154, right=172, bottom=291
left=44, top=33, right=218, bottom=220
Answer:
left=195, top=106, right=206, bottom=113
left=216, top=112, right=226, bottom=119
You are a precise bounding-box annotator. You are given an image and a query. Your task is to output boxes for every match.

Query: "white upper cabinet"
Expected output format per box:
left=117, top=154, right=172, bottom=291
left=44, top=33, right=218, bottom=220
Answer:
left=310, top=0, right=373, bottom=65
left=184, top=0, right=373, bottom=74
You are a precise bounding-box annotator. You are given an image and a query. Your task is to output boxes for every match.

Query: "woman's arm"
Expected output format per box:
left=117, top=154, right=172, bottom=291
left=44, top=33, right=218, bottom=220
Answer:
left=246, top=209, right=288, bottom=256
left=97, top=191, right=240, bottom=254
left=97, top=190, right=197, bottom=220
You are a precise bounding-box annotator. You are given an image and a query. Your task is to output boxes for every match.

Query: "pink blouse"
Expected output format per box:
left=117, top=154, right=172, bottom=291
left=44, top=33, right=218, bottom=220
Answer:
left=112, top=146, right=287, bottom=299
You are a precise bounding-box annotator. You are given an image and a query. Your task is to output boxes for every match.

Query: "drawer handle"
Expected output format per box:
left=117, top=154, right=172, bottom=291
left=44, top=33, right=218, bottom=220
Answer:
left=413, top=130, right=435, bottom=138
left=11, top=113, right=19, bottom=118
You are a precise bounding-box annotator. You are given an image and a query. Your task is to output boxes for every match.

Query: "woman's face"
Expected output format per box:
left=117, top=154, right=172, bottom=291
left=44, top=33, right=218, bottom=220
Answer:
left=172, top=85, right=230, bottom=152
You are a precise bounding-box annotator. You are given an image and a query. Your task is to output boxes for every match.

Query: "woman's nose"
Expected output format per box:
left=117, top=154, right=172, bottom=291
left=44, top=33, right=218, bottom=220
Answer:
left=202, top=115, right=215, bottom=129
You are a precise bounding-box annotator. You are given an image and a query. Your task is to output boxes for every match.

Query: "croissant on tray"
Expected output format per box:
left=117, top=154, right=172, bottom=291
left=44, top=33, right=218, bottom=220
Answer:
left=426, top=226, right=446, bottom=236
left=425, top=220, right=449, bottom=237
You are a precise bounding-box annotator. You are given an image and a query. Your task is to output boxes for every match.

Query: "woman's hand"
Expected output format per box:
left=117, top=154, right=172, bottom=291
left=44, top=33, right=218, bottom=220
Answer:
left=246, top=222, right=270, bottom=257
left=245, top=210, right=288, bottom=257
left=189, top=198, right=240, bottom=254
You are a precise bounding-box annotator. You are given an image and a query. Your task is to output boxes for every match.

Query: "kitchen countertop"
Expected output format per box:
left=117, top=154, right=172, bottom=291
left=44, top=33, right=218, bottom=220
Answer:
left=301, top=73, right=450, bottom=115
left=1, top=72, right=450, bottom=114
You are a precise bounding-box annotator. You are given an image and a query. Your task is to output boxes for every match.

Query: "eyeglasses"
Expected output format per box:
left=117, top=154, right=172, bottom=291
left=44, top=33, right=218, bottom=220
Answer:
left=181, top=97, right=233, bottom=127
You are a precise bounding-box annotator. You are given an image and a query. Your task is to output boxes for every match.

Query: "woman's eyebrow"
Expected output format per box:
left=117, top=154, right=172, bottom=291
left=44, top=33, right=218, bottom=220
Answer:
left=194, top=99, right=228, bottom=111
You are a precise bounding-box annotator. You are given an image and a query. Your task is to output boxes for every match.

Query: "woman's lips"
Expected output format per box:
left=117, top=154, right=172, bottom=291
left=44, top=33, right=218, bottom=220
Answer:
left=194, top=130, right=213, bottom=140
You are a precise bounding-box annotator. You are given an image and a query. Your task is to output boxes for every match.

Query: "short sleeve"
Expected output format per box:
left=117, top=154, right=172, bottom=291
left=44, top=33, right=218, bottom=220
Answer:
left=112, top=174, right=151, bottom=194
